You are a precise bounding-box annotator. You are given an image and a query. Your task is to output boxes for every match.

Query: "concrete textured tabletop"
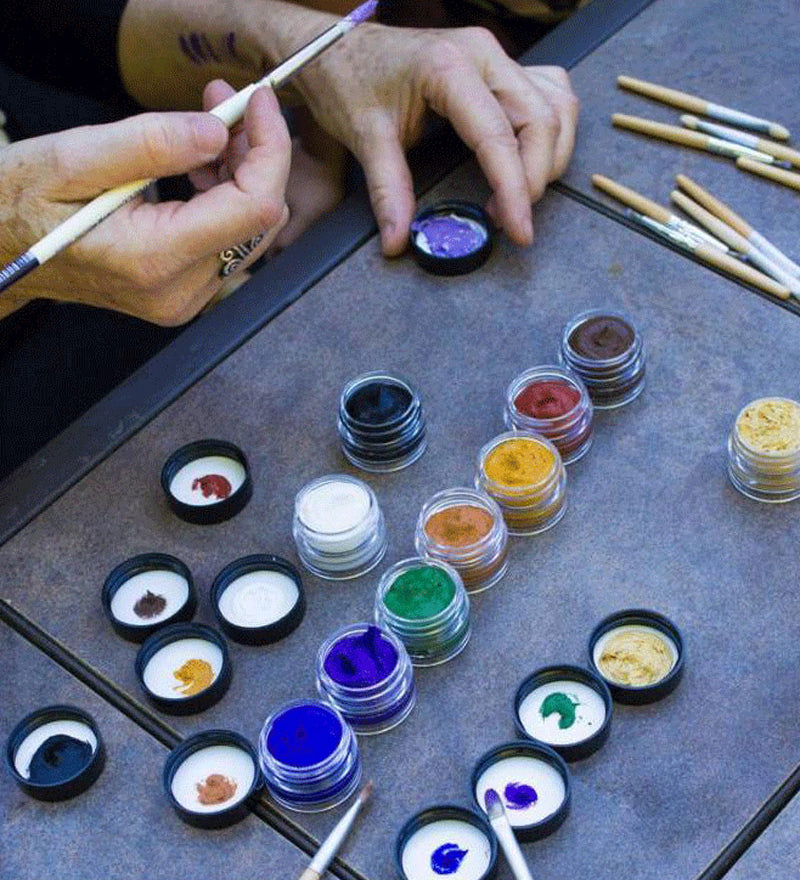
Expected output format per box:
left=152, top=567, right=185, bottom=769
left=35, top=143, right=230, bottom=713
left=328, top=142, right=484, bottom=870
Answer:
left=3, top=0, right=800, bottom=879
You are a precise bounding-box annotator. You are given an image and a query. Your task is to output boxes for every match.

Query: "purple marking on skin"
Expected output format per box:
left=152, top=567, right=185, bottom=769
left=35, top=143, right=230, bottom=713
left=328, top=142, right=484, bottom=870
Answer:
left=200, top=34, right=221, bottom=63
left=411, top=215, right=485, bottom=258
left=190, top=33, right=208, bottom=62
left=179, top=34, right=201, bottom=65
left=226, top=32, right=243, bottom=63
left=345, top=0, right=379, bottom=25
left=324, top=625, right=398, bottom=689
left=431, top=843, right=469, bottom=875
left=504, top=782, right=538, bottom=810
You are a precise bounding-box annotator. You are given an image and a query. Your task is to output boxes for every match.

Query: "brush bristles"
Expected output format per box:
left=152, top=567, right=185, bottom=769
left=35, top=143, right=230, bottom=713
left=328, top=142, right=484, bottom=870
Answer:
left=345, top=0, right=378, bottom=25
left=358, top=780, right=373, bottom=804
left=484, top=788, right=504, bottom=819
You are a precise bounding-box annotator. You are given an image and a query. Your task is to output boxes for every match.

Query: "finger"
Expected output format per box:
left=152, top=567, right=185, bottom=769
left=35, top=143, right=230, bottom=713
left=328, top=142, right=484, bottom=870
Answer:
left=421, top=47, right=533, bottom=244
left=45, top=111, right=229, bottom=199
left=523, top=68, right=579, bottom=179
left=353, top=115, right=416, bottom=255
left=203, top=80, right=252, bottom=176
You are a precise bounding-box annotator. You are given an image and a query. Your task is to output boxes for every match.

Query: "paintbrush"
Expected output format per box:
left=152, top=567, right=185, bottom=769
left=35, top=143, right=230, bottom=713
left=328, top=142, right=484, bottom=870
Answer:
left=680, top=115, right=800, bottom=169
left=483, top=788, right=534, bottom=880
left=736, top=156, right=800, bottom=193
left=0, top=0, right=379, bottom=294
left=298, top=781, right=373, bottom=880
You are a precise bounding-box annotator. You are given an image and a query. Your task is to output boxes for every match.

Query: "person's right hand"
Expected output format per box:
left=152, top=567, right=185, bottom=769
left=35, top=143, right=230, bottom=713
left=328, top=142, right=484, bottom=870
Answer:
left=0, top=85, right=291, bottom=325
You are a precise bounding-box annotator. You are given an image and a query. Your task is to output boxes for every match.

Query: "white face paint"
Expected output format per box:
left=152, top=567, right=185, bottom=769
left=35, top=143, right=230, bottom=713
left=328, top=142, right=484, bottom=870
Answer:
left=169, top=456, right=246, bottom=506
left=297, top=478, right=372, bottom=551
left=142, top=638, right=222, bottom=699
left=13, top=720, right=97, bottom=779
left=518, top=680, right=606, bottom=746
left=402, top=819, right=492, bottom=880
left=217, top=569, right=299, bottom=628
left=475, top=756, right=566, bottom=829
left=110, top=569, right=189, bottom=626
left=170, top=744, right=255, bottom=813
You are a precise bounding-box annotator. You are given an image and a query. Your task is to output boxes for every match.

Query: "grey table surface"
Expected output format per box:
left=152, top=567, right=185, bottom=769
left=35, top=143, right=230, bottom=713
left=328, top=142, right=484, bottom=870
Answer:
left=726, top=791, right=800, bottom=880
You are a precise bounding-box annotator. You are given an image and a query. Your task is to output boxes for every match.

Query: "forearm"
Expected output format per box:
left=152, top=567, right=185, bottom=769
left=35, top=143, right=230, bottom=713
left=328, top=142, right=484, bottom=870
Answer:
left=118, top=0, right=342, bottom=109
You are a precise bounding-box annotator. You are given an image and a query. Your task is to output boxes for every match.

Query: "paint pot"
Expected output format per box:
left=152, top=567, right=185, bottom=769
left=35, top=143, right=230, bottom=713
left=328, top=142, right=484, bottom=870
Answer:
left=410, top=200, right=493, bottom=276
left=471, top=741, right=570, bottom=842
left=161, top=439, right=252, bottom=525
left=135, top=623, right=232, bottom=715
left=210, top=555, right=306, bottom=646
left=414, top=488, right=508, bottom=594
left=293, top=474, right=387, bottom=580
left=513, top=665, right=612, bottom=761
left=102, top=553, right=197, bottom=643
left=559, top=310, right=645, bottom=409
left=315, top=623, right=415, bottom=735
left=258, top=700, right=361, bottom=812
left=727, top=397, right=800, bottom=502
left=338, top=371, right=427, bottom=472
left=475, top=432, right=567, bottom=536
left=163, top=730, right=262, bottom=828
left=374, top=558, right=470, bottom=667
left=504, top=366, right=593, bottom=464
left=395, top=805, right=498, bottom=880
left=5, top=705, right=105, bottom=801
left=588, top=609, right=684, bottom=704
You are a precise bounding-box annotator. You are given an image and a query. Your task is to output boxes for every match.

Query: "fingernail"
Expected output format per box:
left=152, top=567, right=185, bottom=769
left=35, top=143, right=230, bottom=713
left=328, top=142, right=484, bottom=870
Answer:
left=192, top=114, right=228, bottom=157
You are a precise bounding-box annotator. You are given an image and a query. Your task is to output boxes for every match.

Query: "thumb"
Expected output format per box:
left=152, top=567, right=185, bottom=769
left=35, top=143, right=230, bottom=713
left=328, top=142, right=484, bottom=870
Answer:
left=46, top=112, right=229, bottom=199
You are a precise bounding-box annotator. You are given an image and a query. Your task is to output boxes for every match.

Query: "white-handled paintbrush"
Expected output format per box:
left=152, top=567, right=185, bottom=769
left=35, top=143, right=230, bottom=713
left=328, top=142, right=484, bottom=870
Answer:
left=0, top=0, right=378, bottom=294
left=484, top=788, right=534, bottom=880
left=298, top=780, right=373, bottom=880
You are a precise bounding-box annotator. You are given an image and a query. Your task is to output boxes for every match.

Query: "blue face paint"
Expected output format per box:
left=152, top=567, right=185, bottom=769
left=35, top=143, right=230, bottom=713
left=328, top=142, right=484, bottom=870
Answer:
left=265, top=703, right=342, bottom=768
left=504, top=781, right=538, bottom=810
left=27, top=735, right=93, bottom=785
left=431, top=842, right=469, bottom=875
left=323, top=625, right=399, bottom=689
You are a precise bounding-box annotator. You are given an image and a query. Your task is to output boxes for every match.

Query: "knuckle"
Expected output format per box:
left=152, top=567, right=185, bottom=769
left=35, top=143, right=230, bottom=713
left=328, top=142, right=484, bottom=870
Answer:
left=255, top=196, right=286, bottom=232
left=462, top=26, right=501, bottom=53
left=139, top=114, right=178, bottom=166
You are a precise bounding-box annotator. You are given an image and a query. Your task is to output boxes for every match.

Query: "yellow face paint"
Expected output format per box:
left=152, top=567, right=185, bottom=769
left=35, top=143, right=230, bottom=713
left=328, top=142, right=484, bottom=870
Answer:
left=483, top=437, right=556, bottom=488
left=736, top=398, right=800, bottom=454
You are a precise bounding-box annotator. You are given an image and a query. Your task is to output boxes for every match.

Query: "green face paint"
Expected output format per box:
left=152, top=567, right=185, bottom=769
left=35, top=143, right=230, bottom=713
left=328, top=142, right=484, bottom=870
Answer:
left=382, top=565, right=456, bottom=620
left=539, top=692, right=578, bottom=729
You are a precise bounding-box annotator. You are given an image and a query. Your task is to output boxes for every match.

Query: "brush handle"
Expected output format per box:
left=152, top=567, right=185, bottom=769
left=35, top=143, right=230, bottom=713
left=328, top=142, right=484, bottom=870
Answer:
left=675, top=174, right=751, bottom=237
left=737, top=157, right=800, bottom=192
left=490, top=818, right=534, bottom=880
left=592, top=174, right=672, bottom=224
left=298, top=869, right=321, bottom=880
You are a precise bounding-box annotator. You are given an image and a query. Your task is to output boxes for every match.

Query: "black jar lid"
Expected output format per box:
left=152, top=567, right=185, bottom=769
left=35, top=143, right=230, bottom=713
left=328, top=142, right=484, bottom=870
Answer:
left=5, top=705, right=105, bottom=801
left=395, top=804, right=498, bottom=880
left=135, top=623, right=232, bottom=715
left=161, top=439, right=252, bottom=525
left=210, top=555, right=306, bottom=646
left=163, top=729, right=263, bottom=829
left=410, top=200, right=494, bottom=276
left=470, top=741, right=570, bottom=842
left=513, top=664, right=612, bottom=762
left=588, top=608, right=685, bottom=705
left=102, top=553, right=197, bottom=643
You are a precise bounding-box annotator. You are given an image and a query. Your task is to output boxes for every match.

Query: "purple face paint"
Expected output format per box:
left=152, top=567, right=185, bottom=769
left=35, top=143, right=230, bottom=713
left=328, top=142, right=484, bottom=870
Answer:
left=265, top=703, right=343, bottom=768
left=431, top=843, right=469, bottom=875
left=504, top=781, right=538, bottom=810
left=179, top=34, right=201, bottom=64
left=323, top=625, right=399, bottom=688
left=411, top=214, right=487, bottom=259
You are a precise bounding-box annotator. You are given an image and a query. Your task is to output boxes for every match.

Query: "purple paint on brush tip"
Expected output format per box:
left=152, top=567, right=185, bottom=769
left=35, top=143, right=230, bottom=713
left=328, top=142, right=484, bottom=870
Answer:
left=484, top=787, right=502, bottom=810
left=345, top=0, right=379, bottom=24
left=504, top=782, right=538, bottom=810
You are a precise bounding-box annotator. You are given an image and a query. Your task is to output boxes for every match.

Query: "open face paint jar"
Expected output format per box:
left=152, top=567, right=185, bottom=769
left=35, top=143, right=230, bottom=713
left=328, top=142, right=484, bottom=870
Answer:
left=727, top=397, right=800, bottom=502
left=513, top=665, right=612, bottom=762
left=102, top=553, right=197, bottom=643
left=5, top=705, right=105, bottom=801
left=163, top=730, right=262, bottom=828
left=135, top=623, right=232, bottom=715
left=471, top=741, right=570, bottom=842
left=588, top=609, right=684, bottom=704
left=396, top=805, right=498, bottom=880
left=504, top=366, right=593, bottom=464
left=410, top=200, right=493, bottom=276
left=258, top=700, right=361, bottom=812
left=375, top=558, right=471, bottom=667
left=211, top=554, right=306, bottom=645
left=559, top=310, right=645, bottom=409
left=161, top=439, right=252, bottom=525
left=414, top=488, right=508, bottom=594
left=475, top=432, right=567, bottom=536
left=338, top=371, right=427, bottom=473
left=293, top=474, right=387, bottom=580
left=316, top=623, right=416, bottom=735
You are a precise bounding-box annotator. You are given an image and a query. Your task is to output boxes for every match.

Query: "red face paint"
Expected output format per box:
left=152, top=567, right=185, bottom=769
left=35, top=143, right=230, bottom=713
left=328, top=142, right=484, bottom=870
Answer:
left=192, top=474, right=232, bottom=500
left=514, top=380, right=581, bottom=419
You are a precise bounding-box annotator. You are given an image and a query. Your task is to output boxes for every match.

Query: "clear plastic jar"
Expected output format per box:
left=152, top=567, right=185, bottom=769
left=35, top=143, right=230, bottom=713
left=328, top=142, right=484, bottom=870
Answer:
left=293, top=475, right=387, bottom=580
left=504, top=365, right=593, bottom=464
left=559, top=310, right=645, bottom=410
left=475, top=432, right=567, bottom=536
left=727, top=397, right=800, bottom=502
left=375, top=558, right=471, bottom=667
left=315, top=623, right=416, bottom=734
left=258, top=700, right=361, bottom=812
left=414, top=488, right=508, bottom=594
left=337, top=372, right=427, bottom=473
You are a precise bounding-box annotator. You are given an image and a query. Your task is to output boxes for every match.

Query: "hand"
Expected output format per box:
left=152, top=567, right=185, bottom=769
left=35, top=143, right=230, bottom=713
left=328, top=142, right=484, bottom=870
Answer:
left=0, top=85, right=291, bottom=325
left=296, top=25, right=579, bottom=254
